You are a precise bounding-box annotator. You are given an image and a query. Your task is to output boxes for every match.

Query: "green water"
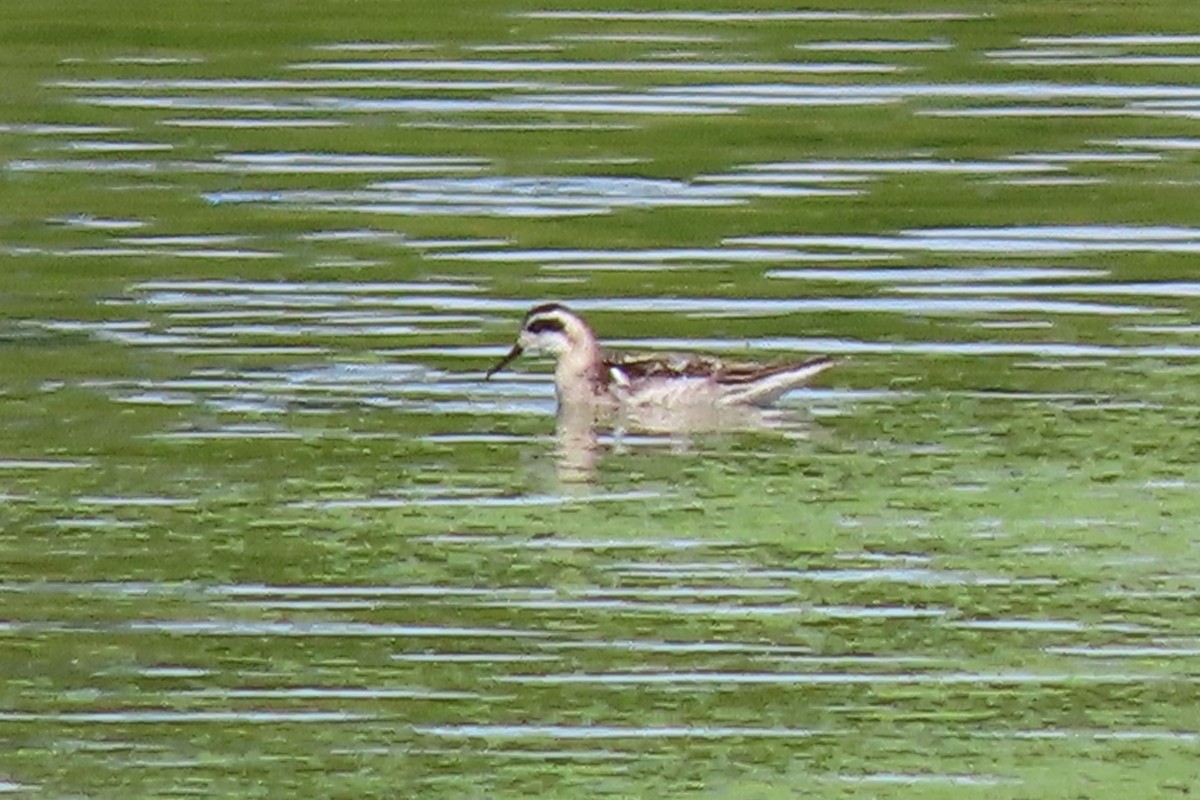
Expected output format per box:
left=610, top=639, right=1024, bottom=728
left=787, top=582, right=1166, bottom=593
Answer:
left=2, top=1, right=1200, bottom=797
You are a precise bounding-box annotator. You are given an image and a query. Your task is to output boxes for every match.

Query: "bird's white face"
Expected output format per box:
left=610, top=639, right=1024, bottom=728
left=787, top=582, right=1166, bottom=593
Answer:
left=518, top=311, right=572, bottom=356
left=485, top=304, right=584, bottom=379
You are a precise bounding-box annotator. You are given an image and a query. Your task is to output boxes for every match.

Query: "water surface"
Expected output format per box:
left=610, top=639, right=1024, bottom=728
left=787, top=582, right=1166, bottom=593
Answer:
left=2, top=1, right=1199, bottom=798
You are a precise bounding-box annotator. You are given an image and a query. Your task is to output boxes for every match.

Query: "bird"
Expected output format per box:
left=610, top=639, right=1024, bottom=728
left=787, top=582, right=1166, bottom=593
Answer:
left=485, top=303, right=835, bottom=415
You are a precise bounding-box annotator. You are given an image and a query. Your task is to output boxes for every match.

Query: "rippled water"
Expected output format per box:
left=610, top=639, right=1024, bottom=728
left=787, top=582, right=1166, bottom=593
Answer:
left=2, top=2, right=1200, bottom=798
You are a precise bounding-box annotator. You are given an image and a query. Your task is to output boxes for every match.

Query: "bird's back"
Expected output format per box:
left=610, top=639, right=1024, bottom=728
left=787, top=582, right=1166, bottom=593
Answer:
left=604, top=351, right=835, bottom=408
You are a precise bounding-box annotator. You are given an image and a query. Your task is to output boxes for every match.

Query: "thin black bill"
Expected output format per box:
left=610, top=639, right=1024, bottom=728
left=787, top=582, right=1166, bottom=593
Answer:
left=485, top=344, right=523, bottom=379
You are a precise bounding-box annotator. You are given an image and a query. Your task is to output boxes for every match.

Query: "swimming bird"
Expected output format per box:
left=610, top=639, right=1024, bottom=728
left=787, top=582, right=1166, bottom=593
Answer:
left=485, top=303, right=835, bottom=414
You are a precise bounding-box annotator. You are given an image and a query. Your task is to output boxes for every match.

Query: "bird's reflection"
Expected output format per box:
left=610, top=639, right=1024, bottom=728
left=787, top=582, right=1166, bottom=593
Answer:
left=553, top=401, right=816, bottom=483
left=554, top=405, right=603, bottom=484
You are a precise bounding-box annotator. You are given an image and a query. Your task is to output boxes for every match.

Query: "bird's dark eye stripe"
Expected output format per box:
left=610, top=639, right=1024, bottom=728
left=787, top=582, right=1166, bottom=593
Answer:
left=527, top=302, right=569, bottom=318
left=527, top=317, right=566, bottom=335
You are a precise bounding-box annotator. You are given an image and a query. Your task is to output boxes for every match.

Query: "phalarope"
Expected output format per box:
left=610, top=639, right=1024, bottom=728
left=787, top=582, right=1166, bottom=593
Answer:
left=485, top=303, right=835, bottom=413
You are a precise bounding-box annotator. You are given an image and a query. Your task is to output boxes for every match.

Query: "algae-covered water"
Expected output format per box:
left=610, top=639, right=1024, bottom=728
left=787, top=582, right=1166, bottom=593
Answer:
left=2, top=1, right=1199, bottom=797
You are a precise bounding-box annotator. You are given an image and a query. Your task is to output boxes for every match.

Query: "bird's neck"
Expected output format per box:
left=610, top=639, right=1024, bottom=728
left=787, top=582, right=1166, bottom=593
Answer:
left=554, top=335, right=606, bottom=402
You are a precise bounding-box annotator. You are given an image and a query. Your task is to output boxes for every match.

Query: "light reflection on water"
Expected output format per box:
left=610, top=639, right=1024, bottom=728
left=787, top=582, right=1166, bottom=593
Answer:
left=498, top=670, right=1168, bottom=686
left=0, top=711, right=371, bottom=724
left=518, top=10, right=983, bottom=21
left=288, top=58, right=901, bottom=75
left=414, top=723, right=824, bottom=739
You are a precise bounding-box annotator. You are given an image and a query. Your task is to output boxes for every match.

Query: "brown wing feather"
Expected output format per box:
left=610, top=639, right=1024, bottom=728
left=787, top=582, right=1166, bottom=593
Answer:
left=605, top=351, right=833, bottom=384
left=604, top=353, right=716, bottom=380
left=715, top=355, right=835, bottom=385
